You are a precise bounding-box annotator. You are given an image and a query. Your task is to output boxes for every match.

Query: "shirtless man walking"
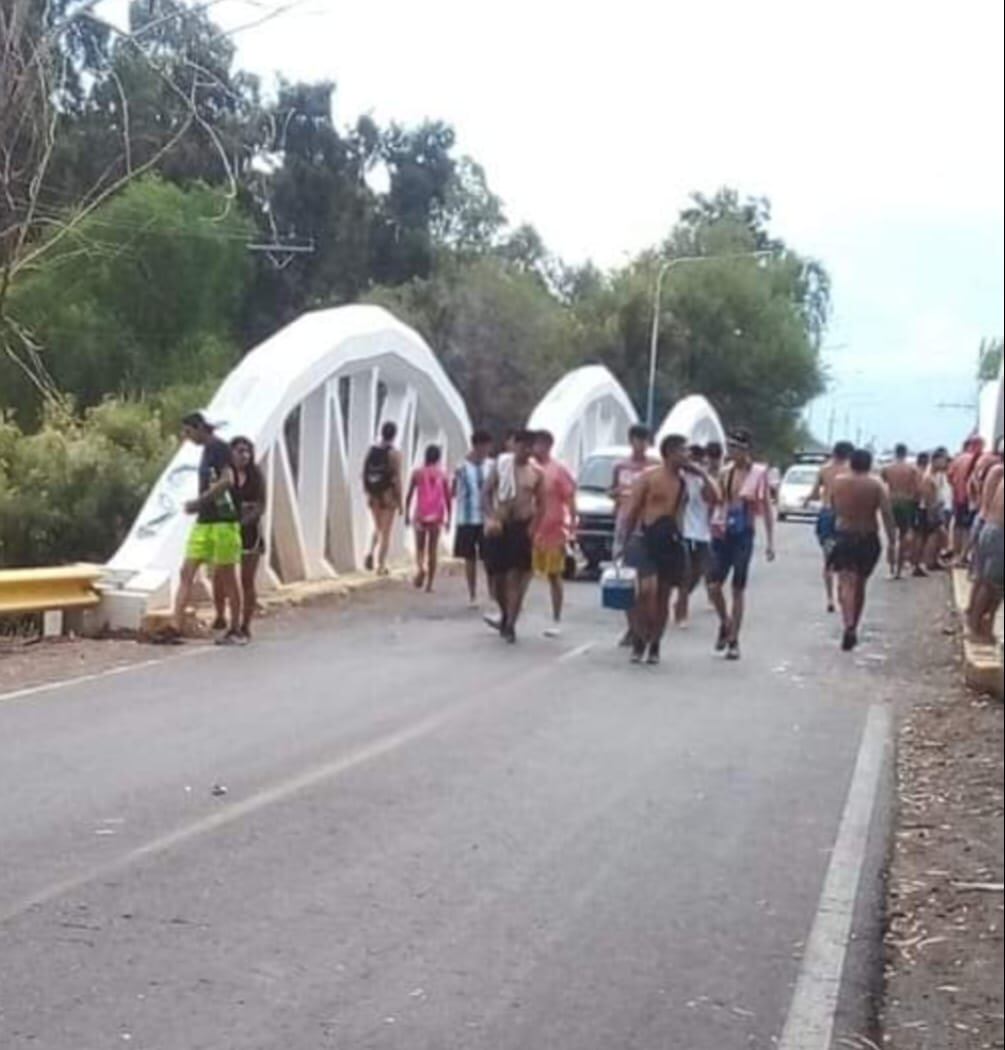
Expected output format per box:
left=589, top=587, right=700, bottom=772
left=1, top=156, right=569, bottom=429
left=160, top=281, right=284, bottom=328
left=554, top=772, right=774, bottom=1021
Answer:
left=707, top=429, right=775, bottom=660
left=621, top=434, right=695, bottom=664
left=611, top=424, right=653, bottom=647
left=967, top=462, right=1004, bottom=642
left=829, top=448, right=896, bottom=651
left=807, top=441, right=854, bottom=612
left=880, top=443, right=921, bottom=579
left=483, top=430, right=544, bottom=643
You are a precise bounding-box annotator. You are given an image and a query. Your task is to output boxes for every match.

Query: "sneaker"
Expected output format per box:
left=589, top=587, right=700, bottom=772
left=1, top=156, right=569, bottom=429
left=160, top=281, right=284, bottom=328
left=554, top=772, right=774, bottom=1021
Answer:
left=364, top=554, right=374, bottom=572
left=215, top=630, right=242, bottom=647
left=618, top=629, right=635, bottom=648
left=211, top=617, right=227, bottom=632
left=630, top=639, right=646, bottom=664
left=715, top=625, right=729, bottom=652
left=503, top=625, right=517, bottom=645
left=483, top=614, right=504, bottom=633
left=911, top=566, right=928, bottom=578
left=841, top=628, right=857, bottom=652
left=725, top=640, right=740, bottom=661
left=543, top=626, right=562, bottom=639
left=646, top=643, right=661, bottom=665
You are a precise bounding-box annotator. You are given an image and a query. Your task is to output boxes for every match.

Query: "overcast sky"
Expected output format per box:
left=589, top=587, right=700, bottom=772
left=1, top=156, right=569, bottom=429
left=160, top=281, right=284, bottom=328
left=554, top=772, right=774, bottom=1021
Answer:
left=212, top=0, right=1003, bottom=450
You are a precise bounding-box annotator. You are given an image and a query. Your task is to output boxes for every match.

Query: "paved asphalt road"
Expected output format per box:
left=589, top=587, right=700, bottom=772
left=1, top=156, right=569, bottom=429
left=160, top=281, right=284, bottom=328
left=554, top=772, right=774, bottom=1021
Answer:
left=0, top=524, right=907, bottom=1049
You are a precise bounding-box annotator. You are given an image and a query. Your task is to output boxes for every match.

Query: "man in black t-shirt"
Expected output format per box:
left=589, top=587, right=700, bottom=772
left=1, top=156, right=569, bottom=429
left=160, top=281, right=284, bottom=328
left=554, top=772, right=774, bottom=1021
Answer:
left=170, top=412, right=243, bottom=642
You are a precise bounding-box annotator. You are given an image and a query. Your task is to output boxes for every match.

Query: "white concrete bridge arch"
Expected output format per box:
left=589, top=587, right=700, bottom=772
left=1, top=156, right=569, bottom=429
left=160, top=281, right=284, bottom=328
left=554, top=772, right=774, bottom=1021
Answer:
left=105, top=305, right=471, bottom=621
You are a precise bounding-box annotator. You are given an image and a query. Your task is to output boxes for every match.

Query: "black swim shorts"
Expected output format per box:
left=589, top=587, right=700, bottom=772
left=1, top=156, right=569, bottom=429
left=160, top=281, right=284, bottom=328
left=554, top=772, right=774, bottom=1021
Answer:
left=827, top=531, right=882, bottom=578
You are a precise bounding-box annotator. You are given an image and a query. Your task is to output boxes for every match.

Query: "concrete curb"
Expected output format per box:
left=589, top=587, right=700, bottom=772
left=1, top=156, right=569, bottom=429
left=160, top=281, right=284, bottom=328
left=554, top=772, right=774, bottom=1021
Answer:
left=139, top=560, right=465, bottom=639
left=950, top=568, right=1004, bottom=700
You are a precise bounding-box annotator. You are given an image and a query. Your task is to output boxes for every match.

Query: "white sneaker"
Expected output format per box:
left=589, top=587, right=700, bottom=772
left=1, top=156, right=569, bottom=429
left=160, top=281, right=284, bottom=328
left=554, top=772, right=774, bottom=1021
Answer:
left=543, top=626, right=562, bottom=639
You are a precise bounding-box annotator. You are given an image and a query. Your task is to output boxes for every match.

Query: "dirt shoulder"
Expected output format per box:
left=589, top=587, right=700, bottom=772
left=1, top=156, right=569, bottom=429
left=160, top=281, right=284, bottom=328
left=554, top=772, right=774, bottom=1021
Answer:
left=881, top=582, right=1004, bottom=1049
left=0, top=634, right=205, bottom=697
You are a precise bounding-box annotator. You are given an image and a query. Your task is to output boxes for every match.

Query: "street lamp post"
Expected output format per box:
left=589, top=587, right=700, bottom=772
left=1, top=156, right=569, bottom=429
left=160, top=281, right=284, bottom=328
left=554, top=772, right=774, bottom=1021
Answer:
left=645, top=250, right=775, bottom=429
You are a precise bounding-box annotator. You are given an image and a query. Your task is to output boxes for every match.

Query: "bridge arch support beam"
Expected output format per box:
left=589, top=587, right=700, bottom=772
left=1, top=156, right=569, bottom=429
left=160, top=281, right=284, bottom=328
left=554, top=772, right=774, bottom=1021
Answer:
left=655, top=394, right=727, bottom=451
left=526, top=365, right=638, bottom=476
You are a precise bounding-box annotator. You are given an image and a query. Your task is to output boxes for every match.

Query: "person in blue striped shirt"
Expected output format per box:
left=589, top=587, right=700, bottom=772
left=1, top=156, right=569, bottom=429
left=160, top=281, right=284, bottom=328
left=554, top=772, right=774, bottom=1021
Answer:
left=452, top=429, right=495, bottom=605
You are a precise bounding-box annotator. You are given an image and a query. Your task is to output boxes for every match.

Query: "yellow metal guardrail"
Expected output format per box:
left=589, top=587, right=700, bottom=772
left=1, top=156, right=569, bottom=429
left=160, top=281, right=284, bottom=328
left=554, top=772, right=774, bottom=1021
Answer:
left=0, top=564, right=103, bottom=617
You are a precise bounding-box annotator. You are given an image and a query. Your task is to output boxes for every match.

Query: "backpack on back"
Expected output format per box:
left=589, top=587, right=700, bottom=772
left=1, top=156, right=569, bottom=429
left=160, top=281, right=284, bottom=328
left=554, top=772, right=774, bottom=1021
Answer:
left=364, top=445, right=393, bottom=497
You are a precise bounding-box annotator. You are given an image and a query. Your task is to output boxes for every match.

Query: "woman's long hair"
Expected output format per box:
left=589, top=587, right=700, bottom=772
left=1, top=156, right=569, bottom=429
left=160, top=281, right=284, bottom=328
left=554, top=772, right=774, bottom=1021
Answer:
left=231, top=435, right=265, bottom=497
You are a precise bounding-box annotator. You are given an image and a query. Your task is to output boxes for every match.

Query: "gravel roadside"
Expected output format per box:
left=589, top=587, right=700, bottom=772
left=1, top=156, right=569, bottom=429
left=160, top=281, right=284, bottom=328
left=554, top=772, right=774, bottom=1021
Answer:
left=881, top=581, right=1004, bottom=1050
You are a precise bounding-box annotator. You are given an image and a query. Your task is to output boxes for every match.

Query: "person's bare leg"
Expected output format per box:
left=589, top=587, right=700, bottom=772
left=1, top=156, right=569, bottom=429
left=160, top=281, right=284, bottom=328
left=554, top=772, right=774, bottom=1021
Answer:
left=425, top=526, right=440, bottom=591
left=728, top=586, right=746, bottom=642
left=365, top=509, right=379, bottom=570
left=837, top=570, right=861, bottom=650
left=503, top=570, right=531, bottom=639
left=966, top=582, right=988, bottom=639
left=630, top=576, right=657, bottom=657
left=240, top=554, right=260, bottom=633
left=824, top=564, right=835, bottom=610
left=465, top=559, right=478, bottom=602
left=413, top=526, right=426, bottom=587
left=838, top=571, right=856, bottom=629
left=377, top=506, right=394, bottom=573
left=654, top=579, right=673, bottom=641
left=217, top=564, right=241, bottom=632
left=982, top=591, right=1003, bottom=638
left=853, top=575, right=867, bottom=629
left=548, top=574, right=563, bottom=624
left=708, top=580, right=730, bottom=637
left=173, top=560, right=200, bottom=633
left=212, top=570, right=226, bottom=625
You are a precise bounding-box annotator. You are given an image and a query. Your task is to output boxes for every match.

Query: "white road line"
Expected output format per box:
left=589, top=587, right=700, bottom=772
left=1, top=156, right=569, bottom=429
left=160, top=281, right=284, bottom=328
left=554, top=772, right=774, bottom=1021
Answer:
left=558, top=641, right=596, bottom=662
left=0, top=647, right=215, bottom=705
left=778, top=702, right=892, bottom=1050
left=1, top=643, right=584, bottom=924
left=0, top=706, right=455, bottom=925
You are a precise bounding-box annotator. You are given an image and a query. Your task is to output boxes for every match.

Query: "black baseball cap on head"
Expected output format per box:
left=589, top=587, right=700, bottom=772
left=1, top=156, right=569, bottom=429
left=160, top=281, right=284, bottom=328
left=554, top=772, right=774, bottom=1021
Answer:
left=727, top=428, right=752, bottom=450
left=182, top=410, right=215, bottom=431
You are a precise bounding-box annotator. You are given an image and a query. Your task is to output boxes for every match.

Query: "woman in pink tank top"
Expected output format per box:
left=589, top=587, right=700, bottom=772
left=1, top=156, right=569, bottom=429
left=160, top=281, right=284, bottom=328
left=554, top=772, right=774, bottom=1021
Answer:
left=406, top=444, right=452, bottom=592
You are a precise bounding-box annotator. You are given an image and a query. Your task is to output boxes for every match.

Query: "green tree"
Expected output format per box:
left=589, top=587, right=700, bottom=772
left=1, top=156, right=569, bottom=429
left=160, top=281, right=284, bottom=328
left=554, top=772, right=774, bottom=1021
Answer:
left=977, top=337, right=1003, bottom=382
left=2, top=177, right=253, bottom=423
left=368, top=258, right=576, bottom=436
left=0, top=398, right=175, bottom=567
left=570, top=190, right=828, bottom=460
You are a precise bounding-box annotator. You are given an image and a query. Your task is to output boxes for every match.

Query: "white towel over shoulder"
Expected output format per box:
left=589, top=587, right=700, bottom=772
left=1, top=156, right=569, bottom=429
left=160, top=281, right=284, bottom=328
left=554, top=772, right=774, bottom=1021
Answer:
left=494, top=451, right=517, bottom=503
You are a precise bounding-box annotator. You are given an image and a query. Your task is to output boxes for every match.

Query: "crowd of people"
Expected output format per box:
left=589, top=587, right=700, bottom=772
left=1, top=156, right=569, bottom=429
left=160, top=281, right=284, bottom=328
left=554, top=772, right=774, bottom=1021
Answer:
left=810, top=435, right=1004, bottom=650
left=167, top=407, right=1004, bottom=661
left=357, top=420, right=777, bottom=661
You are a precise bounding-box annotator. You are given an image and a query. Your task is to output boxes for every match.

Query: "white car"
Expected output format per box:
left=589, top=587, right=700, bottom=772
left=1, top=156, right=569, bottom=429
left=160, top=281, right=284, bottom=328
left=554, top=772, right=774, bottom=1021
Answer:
left=777, top=463, right=821, bottom=521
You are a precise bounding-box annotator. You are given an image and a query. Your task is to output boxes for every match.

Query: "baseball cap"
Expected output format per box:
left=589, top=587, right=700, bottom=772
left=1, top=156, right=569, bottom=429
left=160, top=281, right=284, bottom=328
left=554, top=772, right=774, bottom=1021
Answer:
left=181, top=410, right=217, bottom=430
